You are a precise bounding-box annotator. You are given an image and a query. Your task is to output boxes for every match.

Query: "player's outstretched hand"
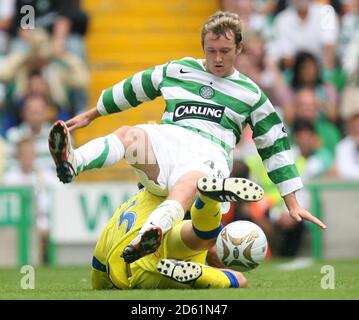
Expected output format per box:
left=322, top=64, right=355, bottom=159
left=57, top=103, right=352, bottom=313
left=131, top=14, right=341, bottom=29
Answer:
left=283, top=192, right=327, bottom=230
left=289, top=207, right=327, bottom=230
left=66, top=108, right=101, bottom=132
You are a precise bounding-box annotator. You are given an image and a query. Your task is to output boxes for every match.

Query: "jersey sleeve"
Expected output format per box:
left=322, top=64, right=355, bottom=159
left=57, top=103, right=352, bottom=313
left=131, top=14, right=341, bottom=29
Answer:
left=248, top=92, right=303, bottom=196
left=96, top=63, right=167, bottom=115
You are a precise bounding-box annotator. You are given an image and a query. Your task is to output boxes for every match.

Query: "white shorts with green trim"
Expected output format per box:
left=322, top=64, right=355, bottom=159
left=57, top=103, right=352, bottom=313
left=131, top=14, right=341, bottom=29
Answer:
left=133, top=124, right=230, bottom=196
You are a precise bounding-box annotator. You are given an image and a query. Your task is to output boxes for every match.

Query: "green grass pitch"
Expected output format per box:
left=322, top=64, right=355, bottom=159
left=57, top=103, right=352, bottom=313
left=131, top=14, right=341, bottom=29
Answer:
left=0, top=259, right=358, bottom=300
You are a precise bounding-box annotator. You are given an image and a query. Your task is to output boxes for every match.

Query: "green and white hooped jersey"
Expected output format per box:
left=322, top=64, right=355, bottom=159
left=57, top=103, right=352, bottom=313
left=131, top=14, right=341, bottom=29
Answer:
left=96, top=57, right=303, bottom=196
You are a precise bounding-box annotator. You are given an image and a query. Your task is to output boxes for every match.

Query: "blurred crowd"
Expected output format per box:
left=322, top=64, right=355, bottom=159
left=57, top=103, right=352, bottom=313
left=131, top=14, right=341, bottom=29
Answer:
left=0, top=0, right=358, bottom=262
left=0, top=0, right=89, bottom=263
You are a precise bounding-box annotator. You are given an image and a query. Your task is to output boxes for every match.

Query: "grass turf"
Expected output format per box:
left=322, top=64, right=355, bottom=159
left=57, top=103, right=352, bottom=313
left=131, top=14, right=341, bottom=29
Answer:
left=0, top=259, right=358, bottom=300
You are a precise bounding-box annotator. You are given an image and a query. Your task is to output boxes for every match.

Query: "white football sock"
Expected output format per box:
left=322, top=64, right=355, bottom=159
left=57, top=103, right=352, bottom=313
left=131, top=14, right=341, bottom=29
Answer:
left=75, top=134, right=125, bottom=173
left=140, top=200, right=185, bottom=235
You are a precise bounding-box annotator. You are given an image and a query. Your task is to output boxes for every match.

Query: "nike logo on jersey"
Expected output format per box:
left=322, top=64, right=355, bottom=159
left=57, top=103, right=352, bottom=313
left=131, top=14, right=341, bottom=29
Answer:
left=173, top=103, right=224, bottom=123
left=180, top=68, right=191, bottom=74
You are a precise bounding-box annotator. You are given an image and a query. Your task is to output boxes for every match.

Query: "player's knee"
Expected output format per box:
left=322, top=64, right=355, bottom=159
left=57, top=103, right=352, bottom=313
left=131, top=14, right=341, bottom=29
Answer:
left=113, top=126, right=132, bottom=143
left=114, top=126, right=146, bottom=148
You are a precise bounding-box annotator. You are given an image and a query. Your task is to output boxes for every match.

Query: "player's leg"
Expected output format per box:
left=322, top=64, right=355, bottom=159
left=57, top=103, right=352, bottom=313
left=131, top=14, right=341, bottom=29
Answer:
left=128, top=260, right=192, bottom=289
left=48, top=121, right=159, bottom=183
left=119, top=189, right=189, bottom=263
left=157, top=259, right=247, bottom=289
left=160, top=193, right=223, bottom=257
left=156, top=197, right=247, bottom=288
left=129, top=221, right=247, bottom=289
left=129, top=257, right=247, bottom=289
left=121, top=171, right=206, bottom=263
left=154, top=217, right=247, bottom=289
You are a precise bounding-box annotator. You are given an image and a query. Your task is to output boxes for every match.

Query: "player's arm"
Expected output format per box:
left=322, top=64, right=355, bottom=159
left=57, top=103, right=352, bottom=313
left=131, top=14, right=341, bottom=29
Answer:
left=283, top=192, right=326, bottom=229
left=248, top=92, right=326, bottom=229
left=66, top=106, right=101, bottom=131
left=65, top=63, right=168, bottom=132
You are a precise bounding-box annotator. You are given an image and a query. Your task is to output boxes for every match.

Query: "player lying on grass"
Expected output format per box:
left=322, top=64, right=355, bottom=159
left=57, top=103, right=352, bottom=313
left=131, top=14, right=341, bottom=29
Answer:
left=92, top=187, right=246, bottom=289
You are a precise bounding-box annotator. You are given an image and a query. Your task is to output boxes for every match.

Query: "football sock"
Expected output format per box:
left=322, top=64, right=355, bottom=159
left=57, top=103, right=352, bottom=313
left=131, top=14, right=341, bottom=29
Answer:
left=194, top=266, right=239, bottom=289
left=140, top=200, right=185, bottom=235
left=74, top=134, right=125, bottom=174
left=191, top=195, right=222, bottom=239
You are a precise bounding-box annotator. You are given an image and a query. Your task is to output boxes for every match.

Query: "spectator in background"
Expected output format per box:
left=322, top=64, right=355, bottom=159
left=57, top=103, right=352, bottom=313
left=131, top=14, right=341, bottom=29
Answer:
left=293, top=118, right=333, bottom=181
left=253, top=0, right=278, bottom=15
left=0, top=83, right=5, bottom=135
left=218, top=0, right=279, bottom=52
left=21, top=71, right=60, bottom=118
left=20, top=71, right=60, bottom=121
left=0, top=0, right=15, bottom=56
left=0, top=0, right=15, bottom=133
left=339, top=0, right=359, bottom=79
left=10, top=0, right=89, bottom=60
left=0, top=28, right=89, bottom=122
left=268, top=0, right=339, bottom=70
left=219, top=0, right=271, bottom=37
left=5, top=71, right=61, bottom=130
left=235, top=32, right=288, bottom=108
left=0, top=134, right=5, bottom=178
left=3, top=137, right=57, bottom=264
left=274, top=0, right=344, bottom=16
left=5, top=95, right=54, bottom=172
left=280, top=52, right=339, bottom=125
left=335, top=94, right=359, bottom=179
left=292, top=88, right=341, bottom=155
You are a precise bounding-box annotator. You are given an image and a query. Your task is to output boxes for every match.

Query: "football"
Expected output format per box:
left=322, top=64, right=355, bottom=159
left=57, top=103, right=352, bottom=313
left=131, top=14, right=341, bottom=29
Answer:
left=216, top=220, right=268, bottom=272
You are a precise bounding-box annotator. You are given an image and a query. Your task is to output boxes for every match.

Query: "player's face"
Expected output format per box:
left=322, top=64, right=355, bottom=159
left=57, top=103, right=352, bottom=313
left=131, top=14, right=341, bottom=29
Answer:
left=203, top=31, right=241, bottom=77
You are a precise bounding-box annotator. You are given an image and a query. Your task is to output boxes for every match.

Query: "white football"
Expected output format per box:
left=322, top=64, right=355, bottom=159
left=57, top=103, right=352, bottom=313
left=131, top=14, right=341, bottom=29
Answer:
left=216, top=220, right=268, bottom=272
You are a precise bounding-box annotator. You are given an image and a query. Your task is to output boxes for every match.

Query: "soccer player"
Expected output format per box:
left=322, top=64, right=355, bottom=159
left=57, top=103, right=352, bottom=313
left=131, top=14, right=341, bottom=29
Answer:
left=49, top=11, right=326, bottom=265
left=92, top=187, right=246, bottom=290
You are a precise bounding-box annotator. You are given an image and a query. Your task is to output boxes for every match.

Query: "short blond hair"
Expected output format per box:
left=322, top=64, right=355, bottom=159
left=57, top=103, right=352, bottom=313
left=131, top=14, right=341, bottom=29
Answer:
left=201, top=11, right=243, bottom=48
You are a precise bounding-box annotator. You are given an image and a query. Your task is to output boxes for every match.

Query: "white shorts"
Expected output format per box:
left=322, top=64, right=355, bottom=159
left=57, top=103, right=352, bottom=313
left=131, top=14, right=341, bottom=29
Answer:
left=133, top=124, right=230, bottom=196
